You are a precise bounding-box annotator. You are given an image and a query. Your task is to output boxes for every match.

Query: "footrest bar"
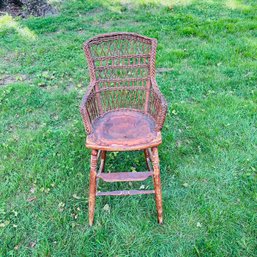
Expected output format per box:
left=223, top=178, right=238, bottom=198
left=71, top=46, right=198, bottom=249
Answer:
left=96, top=190, right=155, bottom=196
left=97, top=171, right=153, bottom=182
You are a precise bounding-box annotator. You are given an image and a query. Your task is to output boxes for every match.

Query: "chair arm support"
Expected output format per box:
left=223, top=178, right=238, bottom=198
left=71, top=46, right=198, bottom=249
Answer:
left=149, top=78, right=168, bottom=131
left=80, top=81, right=99, bottom=134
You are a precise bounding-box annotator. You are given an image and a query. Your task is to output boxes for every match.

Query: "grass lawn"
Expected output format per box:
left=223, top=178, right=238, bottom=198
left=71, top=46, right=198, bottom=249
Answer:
left=0, top=0, right=256, bottom=256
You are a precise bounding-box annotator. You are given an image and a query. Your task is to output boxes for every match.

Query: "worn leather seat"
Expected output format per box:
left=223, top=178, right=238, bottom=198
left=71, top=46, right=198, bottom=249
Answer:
left=86, top=110, right=162, bottom=151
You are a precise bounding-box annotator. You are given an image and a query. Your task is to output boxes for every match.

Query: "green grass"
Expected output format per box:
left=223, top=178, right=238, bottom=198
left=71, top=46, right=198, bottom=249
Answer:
left=0, top=0, right=257, bottom=256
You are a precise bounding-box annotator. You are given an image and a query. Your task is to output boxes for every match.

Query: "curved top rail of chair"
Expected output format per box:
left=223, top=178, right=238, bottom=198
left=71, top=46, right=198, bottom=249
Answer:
left=83, top=32, right=157, bottom=48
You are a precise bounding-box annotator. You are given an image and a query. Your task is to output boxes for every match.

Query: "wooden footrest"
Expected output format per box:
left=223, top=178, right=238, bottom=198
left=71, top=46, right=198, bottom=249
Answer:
left=97, top=171, right=153, bottom=182
left=96, top=190, right=155, bottom=196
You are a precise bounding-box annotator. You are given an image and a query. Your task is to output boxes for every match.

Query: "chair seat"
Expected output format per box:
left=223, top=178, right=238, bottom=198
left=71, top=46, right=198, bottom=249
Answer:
left=86, top=110, right=162, bottom=151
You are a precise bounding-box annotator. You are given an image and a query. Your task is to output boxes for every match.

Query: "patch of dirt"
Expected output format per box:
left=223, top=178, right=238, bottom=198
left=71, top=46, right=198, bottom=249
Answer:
left=0, top=74, right=30, bottom=86
left=85, top=7, right=103, bottom=16
left=0, top=0, right=57, bottom=17
left=120, top=0, right=136, bottom=11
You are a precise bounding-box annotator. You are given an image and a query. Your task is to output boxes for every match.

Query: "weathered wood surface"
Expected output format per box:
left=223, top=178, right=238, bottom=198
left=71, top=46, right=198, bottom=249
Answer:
left=98, top=171, right=153, bottom=182
left=96, top=190, right=155, bottom=196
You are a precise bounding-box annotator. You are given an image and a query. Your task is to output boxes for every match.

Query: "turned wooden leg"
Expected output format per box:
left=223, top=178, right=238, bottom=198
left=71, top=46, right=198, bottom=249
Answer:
left=144, top=149, right=151, bottom=171
left=101, top=151, right=106, bottom=173
left=88, top=149, right=98, bottom=226
left=152, top=147, right=163, bottom=224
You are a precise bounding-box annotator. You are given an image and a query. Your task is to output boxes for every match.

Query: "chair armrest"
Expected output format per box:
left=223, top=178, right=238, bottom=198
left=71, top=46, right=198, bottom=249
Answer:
left=149, top=78, right=168, bottom=131
left=80, top=81, right=99, bottom=134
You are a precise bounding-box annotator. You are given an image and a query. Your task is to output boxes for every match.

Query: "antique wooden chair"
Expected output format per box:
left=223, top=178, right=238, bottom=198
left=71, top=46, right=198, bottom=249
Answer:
left=80, top=33, right=167, bottom=226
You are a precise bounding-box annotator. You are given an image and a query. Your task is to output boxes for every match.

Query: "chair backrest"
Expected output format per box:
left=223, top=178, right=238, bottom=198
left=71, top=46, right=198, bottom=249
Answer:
left=83, top=33, right=157, bottom=114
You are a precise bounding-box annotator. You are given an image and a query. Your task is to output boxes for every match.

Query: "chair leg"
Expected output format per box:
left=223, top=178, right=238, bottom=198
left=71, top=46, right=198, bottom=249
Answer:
left=152, top=147, right=163, bottom=224
left=144, top=149, right=151, bottom=171
left=89, top=149, right=98, bottom=226
left=101, top=151, right=106, bottom=173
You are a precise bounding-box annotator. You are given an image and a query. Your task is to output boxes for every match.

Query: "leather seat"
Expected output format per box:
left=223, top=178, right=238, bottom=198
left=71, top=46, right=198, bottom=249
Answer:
left=86, top=110, right=162, bottom=151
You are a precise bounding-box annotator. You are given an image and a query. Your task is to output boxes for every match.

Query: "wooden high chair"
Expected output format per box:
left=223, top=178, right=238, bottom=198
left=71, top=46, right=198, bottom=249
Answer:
left=80, top=33, right=167, bottom=226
